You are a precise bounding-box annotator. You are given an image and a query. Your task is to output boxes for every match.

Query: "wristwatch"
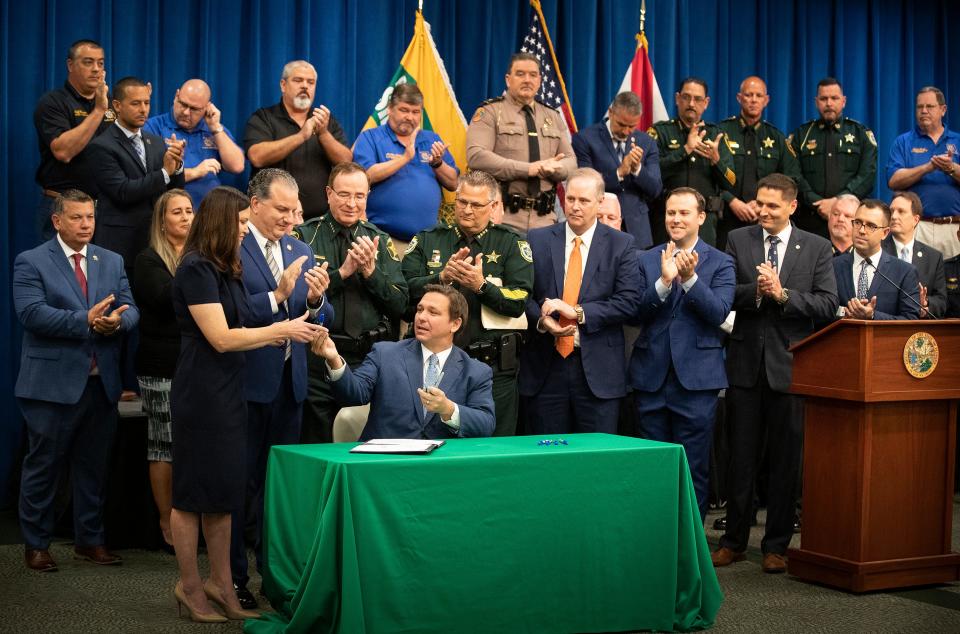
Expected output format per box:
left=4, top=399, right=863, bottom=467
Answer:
left=574, top=304, right=585, bottom=325
left=777, top=288, right=790, bottom=305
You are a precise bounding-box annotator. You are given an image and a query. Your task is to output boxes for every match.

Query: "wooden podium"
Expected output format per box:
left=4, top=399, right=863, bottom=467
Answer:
left=787, top=319, right=960, bottom=592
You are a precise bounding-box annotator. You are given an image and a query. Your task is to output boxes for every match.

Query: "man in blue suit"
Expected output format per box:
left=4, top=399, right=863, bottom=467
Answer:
left=572, top=91, right=662, bottom=249
left=519, top=168, right=642, bottom=434
left=629, top=187, right=735, bottom=519
left=13, top=190, right=139, bottom=572
left=232, top=168, right=334, bottom=606
left=834, top=199, right=921, bottom=320
left=313, top=284, right=494, bottom=439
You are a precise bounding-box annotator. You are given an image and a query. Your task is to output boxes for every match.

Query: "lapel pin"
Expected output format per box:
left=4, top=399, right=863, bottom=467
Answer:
left=795, top=244, right=800, bottom=250
left=917, top=251, right=923, bottom=258
left=286, top=243, right=292, bottom=251
left=92, top=254, right=99, bottom=261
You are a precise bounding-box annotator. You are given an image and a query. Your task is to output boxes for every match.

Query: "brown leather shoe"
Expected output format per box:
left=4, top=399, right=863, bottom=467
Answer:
left=25, top=548, right=58, bottom=572
left=74, top=545, right=122, bottom=565
left=762, top=552, right=787, bottom=574
left=711, top=547, right=746, bottom=567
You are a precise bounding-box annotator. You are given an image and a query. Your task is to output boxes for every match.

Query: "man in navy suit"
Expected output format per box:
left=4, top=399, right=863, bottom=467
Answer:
left=231, top=168, right=334, bottom=605
left=13, top=190, right=139, bottom=572
left=629, top=187, right=735, bottom=519
left=714, top=173, right=837, bottom=574
left=313, top=284, right=494, bottom=439
left=572, top=92, right=662, bottom=249
left=88, top=76, right=186, bottom=273
left=834, top=199, right=921, bottom=320
left=519, top=168, right=642, bottom=434
left=884, top=191, right=947, bottom=318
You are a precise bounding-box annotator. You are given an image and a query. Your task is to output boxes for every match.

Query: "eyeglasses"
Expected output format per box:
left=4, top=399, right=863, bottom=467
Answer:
left=176, top=99, right=205, bottom=115
left=332, top=190, right=367, bottom=203
left=677, top=94, right=706, bottom=104
left=454, top=198, right=492, bottom=212
left=851, top=219, right=888, bottom=233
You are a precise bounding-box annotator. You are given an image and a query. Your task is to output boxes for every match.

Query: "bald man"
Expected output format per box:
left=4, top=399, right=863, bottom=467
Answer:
left=716, top=76, right=802, bottom=249
left=143, top=79, right=245, bottom=206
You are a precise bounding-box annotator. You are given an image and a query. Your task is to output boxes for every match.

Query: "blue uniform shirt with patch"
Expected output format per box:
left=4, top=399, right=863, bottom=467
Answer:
left=886, top=125, right=960, bottom=218
left=352, top=124, right=458, bottom=241
left=143, top=112, right=237, bottom=208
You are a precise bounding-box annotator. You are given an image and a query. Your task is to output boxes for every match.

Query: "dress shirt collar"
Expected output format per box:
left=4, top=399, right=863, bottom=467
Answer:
left=246, top=220, right=275, bottom=254
left=762, top=223, right=792, bottom=247
left=56, top=233, right=88, bottom=260
left=605, top=118, right=629, bottom=144
left=421, top=342, right=453, bottom=371
left=853, top=248, right=880, bottom=271
left=565, top=219, right=598, bottom=250
left=892, top=236, right=915, bottom=257
left=115, top=120, right=142, bottom=139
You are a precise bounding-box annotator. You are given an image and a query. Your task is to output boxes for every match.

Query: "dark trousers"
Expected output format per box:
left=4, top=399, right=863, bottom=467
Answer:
left=18, top=377, right=117, bottom=549
left=231, top=361, right=302, bottom=586
left=526, top=350, right=620, bottom=434
left=720, top=366, right=803, bottom=555
left=635, top=368, right=719, bottom=521
left=492, top=370, right=519, bottom=437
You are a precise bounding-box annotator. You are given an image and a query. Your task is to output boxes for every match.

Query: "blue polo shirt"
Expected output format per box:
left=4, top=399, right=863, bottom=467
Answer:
left=143, top=112, right=237, bottom=208
left=885, top=126, right=960, bottom=218
left=353, top=124, right=458, bottom=241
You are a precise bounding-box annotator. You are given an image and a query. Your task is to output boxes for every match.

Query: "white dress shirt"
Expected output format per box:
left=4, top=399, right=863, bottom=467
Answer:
left=892, top=237, right=915, bottom=263
left=56, top=234, right=88, bottom=277
left=761, top=224, right=793, bottom=276
left=852, top=249, right=879, bottom=295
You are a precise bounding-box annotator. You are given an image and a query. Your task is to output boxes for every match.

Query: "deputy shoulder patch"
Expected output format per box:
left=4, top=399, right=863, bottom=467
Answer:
left=290, top=229, right=301, bottom=240
left=518, top=240, right=533, bottom=263
left=647, top=127, right=658, bottom=140
left=472, top=108, right=485, bottom=123
left=866, top=130, right=877, bottom=147
left=405, top=235, right=419, bottom=254
left=103, top=109, right=116, bottom=123
left=386, top=238, right=400, bottom=261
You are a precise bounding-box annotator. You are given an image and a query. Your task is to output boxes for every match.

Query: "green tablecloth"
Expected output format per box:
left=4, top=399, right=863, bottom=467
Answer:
left=245, top=433, right=722, bottom=633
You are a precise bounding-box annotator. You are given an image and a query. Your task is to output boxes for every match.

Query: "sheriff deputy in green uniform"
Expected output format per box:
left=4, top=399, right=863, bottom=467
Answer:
left=788, top=77, right=877, bottom=238
left=648, top=77, right=737, bottom=247
left=716, top=76, right=803, bottom=249
left=402, top=170, right=534, bottom=436
left=295, top=162, right=409, bottom=443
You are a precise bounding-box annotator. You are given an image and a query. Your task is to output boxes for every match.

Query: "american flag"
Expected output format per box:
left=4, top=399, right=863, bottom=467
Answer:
left=520, top=1, right=577, bottom=133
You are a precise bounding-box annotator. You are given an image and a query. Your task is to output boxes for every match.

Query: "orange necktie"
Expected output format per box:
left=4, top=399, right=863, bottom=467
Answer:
left=556, top=236, right=582, bottom=358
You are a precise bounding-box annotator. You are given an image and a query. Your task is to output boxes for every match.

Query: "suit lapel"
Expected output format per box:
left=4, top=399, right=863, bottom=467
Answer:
left=404, top=340, right=426, bottom=426
left=242, top=233, right=277, bottom=289
left=551, top=224, right=566, bottom=297
left=837, top=255, right=854, bottom=301
left=598, top=124, right=619, bottom=165
left=48, top=240, right=86, bottom=305
left=579, top=224, right=606, bottom=299
left=868, top=251, right=892, bottom=297
left=778, top=227, right=801, bottom=284
left=748, top=225, right=766, bottom=273
left=113, top=125, right=147, bottom=174
left=86, top=245, right=101, bottom=304
left=142, top=133, right=161, bottom=171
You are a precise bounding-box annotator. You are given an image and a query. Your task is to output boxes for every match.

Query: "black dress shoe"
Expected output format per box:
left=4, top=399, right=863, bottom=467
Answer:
left=713, top=516, right=727, bottom=531
left=793, top=515, right=802, bottom=533
left=234, top=583, right=258, bottom=610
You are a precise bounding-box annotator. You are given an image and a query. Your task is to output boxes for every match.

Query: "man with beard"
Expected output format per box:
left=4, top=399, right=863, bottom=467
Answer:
left=789, top=78, right=877, bottom=238
left=245, top=60, right=352, bottom=219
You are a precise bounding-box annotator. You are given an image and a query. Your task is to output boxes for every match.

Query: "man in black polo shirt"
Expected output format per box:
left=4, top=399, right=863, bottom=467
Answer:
left=245, top=60, right=352, bottom=220
left=34, top=39, right=112, bottom=239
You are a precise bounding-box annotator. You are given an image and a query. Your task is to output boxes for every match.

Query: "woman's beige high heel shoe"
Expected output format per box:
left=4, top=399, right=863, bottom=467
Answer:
left=174, top=581, right=228, bottom=623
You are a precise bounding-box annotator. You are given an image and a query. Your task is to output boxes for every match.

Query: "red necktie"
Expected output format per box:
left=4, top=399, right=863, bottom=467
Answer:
left=72, top=253, right=87, bottom=298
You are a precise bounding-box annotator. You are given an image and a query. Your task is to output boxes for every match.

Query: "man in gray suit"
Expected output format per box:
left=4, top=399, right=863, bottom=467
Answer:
left=712, top=173, right=838, bottom=574
left=885, top=191, right=948, bottom=318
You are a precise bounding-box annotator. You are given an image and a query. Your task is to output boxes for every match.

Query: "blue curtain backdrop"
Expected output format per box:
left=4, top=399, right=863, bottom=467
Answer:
left=1, top=0, right=958, bottom=503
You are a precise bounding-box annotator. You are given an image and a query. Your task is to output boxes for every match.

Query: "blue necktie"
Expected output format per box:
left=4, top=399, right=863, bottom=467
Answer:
left=131, top=134, right=146, bottom=168
left=616, top=140, right=626, bottom=164
left=766, top=235, right=781, bottom=270
left=424, top=354, right=440, bottom=417
left=857, top=259, right=870, bottom=300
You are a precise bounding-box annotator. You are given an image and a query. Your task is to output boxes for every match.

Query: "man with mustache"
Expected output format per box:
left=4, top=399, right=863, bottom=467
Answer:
left=466, top=52, right=577, bottom=235
left=87, top=76, right=186, bottom=276
left=648, top=78, right=736, bottom=247
left=34, top=39, right=112, bottom=239
left=245, top=60, right=352, bottom=220
left=353, top=83, right=459, bottom=251
left=788, top=78, right=877, bottom=239
left=885, top=87, right=960, bottom=259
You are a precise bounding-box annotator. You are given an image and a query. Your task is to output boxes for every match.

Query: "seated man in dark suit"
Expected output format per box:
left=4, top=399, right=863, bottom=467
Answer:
left=885, top=191, right=947, bottom=318
left=629, top=187, right=735, bottom=520
left=312, top=284, right=494, bottom=439
left=834, top=199, right=921, bottom=320
left=572, top=91, right=661, bottom=249
left=88, top=76, right=186, bottom=274
left=519, top=167, right=642, bottom=434
left=13, top=190, right=139, bottom=572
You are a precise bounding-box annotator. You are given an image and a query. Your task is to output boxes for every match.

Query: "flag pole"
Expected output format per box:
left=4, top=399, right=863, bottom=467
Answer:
left=640, top=0, right=646, bottom=34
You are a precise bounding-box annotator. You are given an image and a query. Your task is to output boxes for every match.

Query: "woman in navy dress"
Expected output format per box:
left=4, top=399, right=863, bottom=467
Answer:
left=169, top=186, right=321, bottom=622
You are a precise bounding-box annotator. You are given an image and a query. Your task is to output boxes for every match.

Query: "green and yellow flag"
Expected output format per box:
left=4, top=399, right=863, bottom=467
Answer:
left=364, top=10, right=467, bottom=223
